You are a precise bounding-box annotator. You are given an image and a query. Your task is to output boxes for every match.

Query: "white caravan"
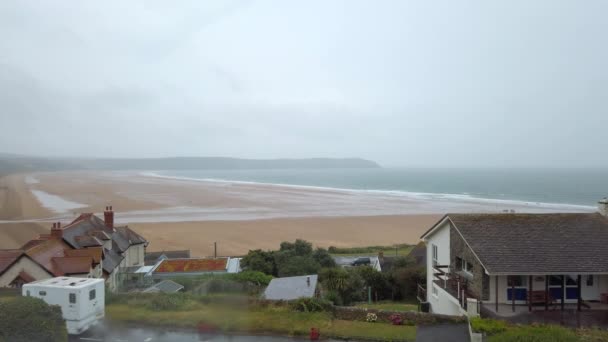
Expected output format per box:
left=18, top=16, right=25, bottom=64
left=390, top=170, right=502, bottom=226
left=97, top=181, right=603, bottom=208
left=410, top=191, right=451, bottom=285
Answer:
left=23, top=277, right=105, bottom=335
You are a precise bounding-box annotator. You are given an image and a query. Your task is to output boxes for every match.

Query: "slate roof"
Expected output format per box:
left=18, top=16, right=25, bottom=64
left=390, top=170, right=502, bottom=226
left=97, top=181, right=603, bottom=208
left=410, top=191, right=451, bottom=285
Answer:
left=61, top=214, right=113, bottom=249
left=0, top=250, right=24, bottom=275
left=102, top=247, right=124, bottom=274
left=446, top=213, right=608, bottom=275
left=263, top=275, right=318, bottom=300
left=143, top=280, right=184, bottom=293
left=154, top=258, right=228, bottom=273
left=407, top=242, right=427, bottom=267
left=145, top=250, right=191, bottom=266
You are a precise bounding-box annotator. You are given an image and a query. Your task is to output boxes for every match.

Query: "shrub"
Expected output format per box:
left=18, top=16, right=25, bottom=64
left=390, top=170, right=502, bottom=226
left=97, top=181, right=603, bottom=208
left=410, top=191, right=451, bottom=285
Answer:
left=0, top=296, right=67, bottom=342
left=144, top=293, right=188, bottom=311
left=389, top=314, right=403, bottom=325
left=488, top=324, right=578, bottom=342
left=366, top=312, right=378, bottom=323
left=470, top=317, right=508, bottom=335
left=323, top=290, right=343, bottom=306
left=231, top=271, right=273, bottom=286
left=289, top=297, right=332, bottom=312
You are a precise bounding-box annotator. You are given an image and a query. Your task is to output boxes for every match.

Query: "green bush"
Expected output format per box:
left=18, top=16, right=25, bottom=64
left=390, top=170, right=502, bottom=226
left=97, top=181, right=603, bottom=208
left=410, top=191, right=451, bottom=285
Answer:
left=230, top=271, right=273, bottom=286
left=0, top=296, right=67, bottom=342
left=470, top=317, right=508, bottom=335
left=489, top=324, right=578, bottom=342
left=289, top=297, right=332, bottom=312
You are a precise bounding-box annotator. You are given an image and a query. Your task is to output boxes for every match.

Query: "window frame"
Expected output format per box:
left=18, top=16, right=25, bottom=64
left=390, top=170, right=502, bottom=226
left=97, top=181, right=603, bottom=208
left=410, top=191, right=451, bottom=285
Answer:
left=69, top=293, right=77, bottom=304
left=89, top=289, right=96, bottom=300
left=432, top=244, right=438, bottom=266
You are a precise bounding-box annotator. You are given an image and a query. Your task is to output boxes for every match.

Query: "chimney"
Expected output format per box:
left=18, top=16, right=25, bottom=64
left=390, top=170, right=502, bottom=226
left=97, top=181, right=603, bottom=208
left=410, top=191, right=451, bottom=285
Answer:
left=599, top=198, right=608, bottom=216
left=104, top=206, right=114, bottom=229
left=306, top=276, right=311, bottom=287
left=51, top=222, right=62, bottom=239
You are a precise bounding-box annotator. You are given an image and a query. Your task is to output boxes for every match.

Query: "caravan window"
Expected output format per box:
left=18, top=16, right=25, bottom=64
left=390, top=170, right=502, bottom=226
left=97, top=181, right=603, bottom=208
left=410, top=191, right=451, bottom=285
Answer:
left=69, top=293, right=76, bottom=304
left=89, top=289, right=96, bottom=300
left=39, top=291, right=46, bottom=296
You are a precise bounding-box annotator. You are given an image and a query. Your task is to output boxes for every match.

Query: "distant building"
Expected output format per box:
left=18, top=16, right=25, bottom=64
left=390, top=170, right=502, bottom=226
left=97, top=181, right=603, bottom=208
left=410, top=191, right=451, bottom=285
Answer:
left=144, top=250, right=191, bottom=266
left=421, top=202, right=608, bottom=317
left=263, top=274, right=319, bottom=301
left=0, top=206, right=148, bottom=291
left=148, top=257, right=241, bottom=279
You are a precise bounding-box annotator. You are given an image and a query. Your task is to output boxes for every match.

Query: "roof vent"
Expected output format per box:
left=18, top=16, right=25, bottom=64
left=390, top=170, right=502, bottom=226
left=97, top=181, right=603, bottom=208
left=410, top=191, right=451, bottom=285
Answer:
left=69, top=282, right=76, bottom=286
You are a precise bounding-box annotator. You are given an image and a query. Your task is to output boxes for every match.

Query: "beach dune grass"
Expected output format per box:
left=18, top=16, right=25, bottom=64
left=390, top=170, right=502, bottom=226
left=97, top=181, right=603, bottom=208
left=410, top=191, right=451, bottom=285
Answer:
left=106, top=302, right=416, bottom=341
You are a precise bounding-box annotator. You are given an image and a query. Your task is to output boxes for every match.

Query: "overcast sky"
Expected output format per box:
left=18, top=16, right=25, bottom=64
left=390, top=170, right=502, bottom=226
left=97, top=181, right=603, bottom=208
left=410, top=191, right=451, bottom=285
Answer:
left=0, top=1, right=607, bottom=167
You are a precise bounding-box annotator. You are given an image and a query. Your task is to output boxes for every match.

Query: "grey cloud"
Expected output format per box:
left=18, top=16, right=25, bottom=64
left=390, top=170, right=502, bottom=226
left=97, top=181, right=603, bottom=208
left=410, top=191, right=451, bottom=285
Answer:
left=0, top=0, right=607, bottom=167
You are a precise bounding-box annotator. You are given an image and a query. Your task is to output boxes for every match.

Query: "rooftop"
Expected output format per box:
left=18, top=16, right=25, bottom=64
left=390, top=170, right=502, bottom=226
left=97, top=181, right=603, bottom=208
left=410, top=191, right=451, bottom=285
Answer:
left=154, top=258, right=229, bottom=273
left=26, top=276, right=103, bottom=289
left=444, top=213, right=608, bottom=274
left=0, top=249, right=24, bottom=275
left=263, top=274, right=318, bottom=301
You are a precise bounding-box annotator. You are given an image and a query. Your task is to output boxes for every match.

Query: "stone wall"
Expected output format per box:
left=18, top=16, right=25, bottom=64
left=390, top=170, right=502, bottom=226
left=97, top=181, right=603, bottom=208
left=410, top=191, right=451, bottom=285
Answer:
left=332, top=306, right=466, bottom=325
left=449, top=228, right=487, bottom=300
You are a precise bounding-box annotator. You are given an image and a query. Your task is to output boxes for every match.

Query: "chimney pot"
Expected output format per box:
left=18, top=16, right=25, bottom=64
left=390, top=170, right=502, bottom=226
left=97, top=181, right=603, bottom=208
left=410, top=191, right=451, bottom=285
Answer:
left=306, top=276, right=311, bottom=287
left=104, top=206, right=115, bottom=229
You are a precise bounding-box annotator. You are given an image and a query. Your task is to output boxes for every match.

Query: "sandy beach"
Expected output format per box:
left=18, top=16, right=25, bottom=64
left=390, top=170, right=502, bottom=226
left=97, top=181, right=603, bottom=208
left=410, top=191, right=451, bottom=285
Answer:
left=0, top=171, right=441, bottom=255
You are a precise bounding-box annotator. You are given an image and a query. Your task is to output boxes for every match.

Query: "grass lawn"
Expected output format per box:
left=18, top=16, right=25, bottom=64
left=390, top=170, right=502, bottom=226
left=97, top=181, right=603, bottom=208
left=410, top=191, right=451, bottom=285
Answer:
left=107, top=303, right=416, bottom=341
left=471, top=317, right=608, bottom=342
left=330, top=244, right=414, bottom=257
left=355, top=301, right=419, bottom=312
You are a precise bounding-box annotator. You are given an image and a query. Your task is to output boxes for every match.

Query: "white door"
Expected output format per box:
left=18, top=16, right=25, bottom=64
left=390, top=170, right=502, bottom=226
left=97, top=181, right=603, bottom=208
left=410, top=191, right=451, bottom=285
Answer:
left=581, top=275, right=600, bottom=301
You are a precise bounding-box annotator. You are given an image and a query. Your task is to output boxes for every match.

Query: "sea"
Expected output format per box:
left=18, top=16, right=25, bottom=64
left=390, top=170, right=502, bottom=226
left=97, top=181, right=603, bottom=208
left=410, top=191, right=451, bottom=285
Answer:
left=151, top=168, right=607, bottom=209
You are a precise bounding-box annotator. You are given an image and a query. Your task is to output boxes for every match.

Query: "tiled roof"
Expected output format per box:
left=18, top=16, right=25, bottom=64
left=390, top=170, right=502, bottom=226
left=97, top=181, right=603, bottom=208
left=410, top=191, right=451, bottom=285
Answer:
left=25, top=239, right=72, bottom=276
left=17, top=271, right=36, bottom=283
left=62, top=214, right=113, bottom=249
left=263, top=275, right=318, bottom=300
left=145, top=250, right=191, bottom=265
left=65, top=247, right=102, bottom=264
left=447, top=213, right=608, bottom=274
left=52, top=256, right=92, bottom=275
left=154, top=258, right=228, bottom=273
left=0, top=250, right=24, bottom=275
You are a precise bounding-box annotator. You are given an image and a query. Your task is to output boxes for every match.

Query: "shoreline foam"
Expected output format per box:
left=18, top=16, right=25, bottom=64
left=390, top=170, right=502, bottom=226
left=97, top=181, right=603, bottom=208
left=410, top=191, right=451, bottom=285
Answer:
left=141, top=171, right=595, bottom=213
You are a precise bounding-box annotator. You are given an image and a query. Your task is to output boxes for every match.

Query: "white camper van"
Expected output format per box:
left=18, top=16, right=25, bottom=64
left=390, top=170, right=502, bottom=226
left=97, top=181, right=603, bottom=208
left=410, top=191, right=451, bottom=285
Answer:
left=23, top=277, right=105, bottom=335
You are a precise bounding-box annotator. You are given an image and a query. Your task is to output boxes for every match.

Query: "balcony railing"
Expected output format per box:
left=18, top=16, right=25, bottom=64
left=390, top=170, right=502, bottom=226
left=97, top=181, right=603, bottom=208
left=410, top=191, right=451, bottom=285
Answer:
left=432, top=264, right=477, bottom=310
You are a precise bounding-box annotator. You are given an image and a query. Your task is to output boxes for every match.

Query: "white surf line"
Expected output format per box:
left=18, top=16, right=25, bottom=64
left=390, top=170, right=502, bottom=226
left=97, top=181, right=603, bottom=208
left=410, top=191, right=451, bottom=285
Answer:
left=140, top=171, right=596, bottom=213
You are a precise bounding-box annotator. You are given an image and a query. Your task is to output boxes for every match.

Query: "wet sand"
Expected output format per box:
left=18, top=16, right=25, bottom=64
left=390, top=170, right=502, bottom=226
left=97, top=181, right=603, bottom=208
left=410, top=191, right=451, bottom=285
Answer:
left=0, top=171, right=440, bottom=255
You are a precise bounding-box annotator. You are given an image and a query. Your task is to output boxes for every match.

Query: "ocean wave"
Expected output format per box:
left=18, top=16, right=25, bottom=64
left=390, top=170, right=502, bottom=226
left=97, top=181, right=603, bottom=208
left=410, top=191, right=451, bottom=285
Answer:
left=139, top=171, right=596, bottom=212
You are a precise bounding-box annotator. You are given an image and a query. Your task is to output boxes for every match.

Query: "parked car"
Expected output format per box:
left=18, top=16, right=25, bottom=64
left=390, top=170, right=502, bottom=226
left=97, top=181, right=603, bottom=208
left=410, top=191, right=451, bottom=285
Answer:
left=351, top=257, right=371, bottom=266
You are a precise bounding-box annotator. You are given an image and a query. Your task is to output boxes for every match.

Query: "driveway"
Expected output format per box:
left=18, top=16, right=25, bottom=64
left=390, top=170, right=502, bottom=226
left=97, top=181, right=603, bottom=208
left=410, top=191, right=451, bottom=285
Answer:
left=416, top=324, right=469, bottom=342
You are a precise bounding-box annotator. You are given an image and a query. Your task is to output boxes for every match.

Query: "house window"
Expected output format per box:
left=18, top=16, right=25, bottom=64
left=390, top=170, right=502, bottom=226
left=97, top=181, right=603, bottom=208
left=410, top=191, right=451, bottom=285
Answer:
left=461, top=258, right=473, bottom=273
left=38, top=291, right=46, bottom=296
left=89, top=289, right=96, bottom=300
left=507, top=276, right=527, bottom=287
left=549, top=275, right=563, bottom=286
left=69, top=293, right=76, bottom=304
left=432, top=244, right=438, bottom=266
left=586, top=275, right=594, bottom=286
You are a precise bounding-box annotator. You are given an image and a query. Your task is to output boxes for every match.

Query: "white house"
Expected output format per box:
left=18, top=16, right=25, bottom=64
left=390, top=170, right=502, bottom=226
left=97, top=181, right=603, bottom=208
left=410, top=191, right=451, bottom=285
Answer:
left=420, top=199, right=608, bottom=317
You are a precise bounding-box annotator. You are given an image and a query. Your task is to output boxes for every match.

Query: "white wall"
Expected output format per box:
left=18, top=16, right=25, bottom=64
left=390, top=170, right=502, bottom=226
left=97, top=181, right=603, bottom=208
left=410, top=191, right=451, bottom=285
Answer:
left=430, top=284, right=463, bottom=316
left=0, top=257, right=52, bottom=287
left=425, top=220, right=451, bottom=302
left=124, top=244, right=144, bottom=267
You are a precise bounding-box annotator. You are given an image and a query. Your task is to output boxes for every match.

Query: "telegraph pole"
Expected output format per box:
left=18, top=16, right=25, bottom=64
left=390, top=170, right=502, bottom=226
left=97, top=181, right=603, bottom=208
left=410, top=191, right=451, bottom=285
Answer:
left=214, top=242, right=217, bottom=258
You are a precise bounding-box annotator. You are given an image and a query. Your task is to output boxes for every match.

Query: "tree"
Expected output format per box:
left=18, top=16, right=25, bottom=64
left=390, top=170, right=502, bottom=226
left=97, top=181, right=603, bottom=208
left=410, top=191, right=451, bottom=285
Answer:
left=319, top=267, right=365, bottom=305
left=276, top=255, right=321, bottom=277
left=0, top=296, right=67, bottom=342
left=312, top=247, right=336, bottom=268
left=241, top=249, right=277, bottom=275
left=280, top=239, right=313, bottom=256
